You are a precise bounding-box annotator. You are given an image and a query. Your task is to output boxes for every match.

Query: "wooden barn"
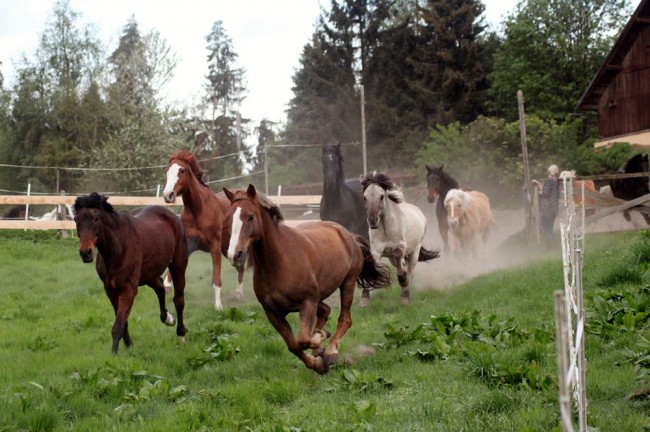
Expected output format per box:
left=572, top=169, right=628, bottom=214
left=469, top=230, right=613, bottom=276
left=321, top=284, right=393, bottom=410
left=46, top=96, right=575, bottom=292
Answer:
left=577, top=0, right=650, bottom=148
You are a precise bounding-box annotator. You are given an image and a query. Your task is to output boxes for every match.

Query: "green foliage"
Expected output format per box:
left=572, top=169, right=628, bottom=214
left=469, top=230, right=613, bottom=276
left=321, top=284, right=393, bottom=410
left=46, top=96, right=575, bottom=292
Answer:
left=4, top=213, right=650, bottom=429
left=487, top=0, right=632, bottom=121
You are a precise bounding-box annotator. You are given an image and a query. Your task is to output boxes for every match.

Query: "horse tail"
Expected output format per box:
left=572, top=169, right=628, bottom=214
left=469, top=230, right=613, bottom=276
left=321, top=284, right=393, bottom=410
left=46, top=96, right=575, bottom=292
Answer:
left=418, top=246, right=440, bottom=262
left=354, top=235, right=392, bottom=290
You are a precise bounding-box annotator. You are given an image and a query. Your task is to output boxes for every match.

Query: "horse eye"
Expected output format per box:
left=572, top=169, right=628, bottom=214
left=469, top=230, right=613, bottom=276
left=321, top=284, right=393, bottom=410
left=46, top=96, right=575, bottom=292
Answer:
left=247, top=214, right=254, bottom=222
left=179, top=167, right=185, bottom=174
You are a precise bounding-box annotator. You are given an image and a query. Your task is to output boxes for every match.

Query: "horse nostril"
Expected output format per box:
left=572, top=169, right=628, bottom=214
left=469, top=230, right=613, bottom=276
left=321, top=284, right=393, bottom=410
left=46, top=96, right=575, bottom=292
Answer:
left=164, top=192, right=176, bottom=203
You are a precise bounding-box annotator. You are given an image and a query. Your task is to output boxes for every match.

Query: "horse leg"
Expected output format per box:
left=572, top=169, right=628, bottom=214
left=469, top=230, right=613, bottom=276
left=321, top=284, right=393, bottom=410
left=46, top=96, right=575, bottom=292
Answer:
left=297, top=300, right=318, bottom=350
left=210, top=249, right=224, bottom=310
left=168, top=263, right=187, bottom=340
left=263, top=309, right=327, bottom=374
left=399, top=249, right=420, bottom=305
left=150, top=277, right=176, bottom=327
left=392, top=244, right=407, bottom=288
left=233, top=266, right=245, bottom=301
left=324, top=277, right=355, bottom=366
left=310, top=302, right=332, bottom=357
left=111, top=287, right=136, bottom=353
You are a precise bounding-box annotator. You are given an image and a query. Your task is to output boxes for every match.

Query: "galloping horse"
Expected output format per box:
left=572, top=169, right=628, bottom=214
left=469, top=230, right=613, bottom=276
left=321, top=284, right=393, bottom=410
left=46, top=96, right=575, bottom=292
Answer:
left=73, top=193, right=188, bottom=353
left=223, top=184, right=391, bottom=374
left=163, top=150, right=245, bottom=310
left=425, top=164, right=460, bottom=253
left=361, top=172, right=440, bottom=306
left=320, top=142, right=369, bottom=241
left=444, top=188, right=494, bottom=259
left=610, top=153, right=649, bottom=201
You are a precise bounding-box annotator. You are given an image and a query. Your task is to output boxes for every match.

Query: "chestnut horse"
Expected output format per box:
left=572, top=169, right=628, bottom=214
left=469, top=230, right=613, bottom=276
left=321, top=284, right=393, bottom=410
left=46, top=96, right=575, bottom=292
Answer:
left=425, top=164, right=460, bottom=253
left=163, top=150, right=245, bottom=310
left=223, top=184, right=391, bottom=374
left=361, top=172, right=440, bottom=306
left=73, top=193, right=188, bottom=353
left=444, top=188, right=494, bottom=259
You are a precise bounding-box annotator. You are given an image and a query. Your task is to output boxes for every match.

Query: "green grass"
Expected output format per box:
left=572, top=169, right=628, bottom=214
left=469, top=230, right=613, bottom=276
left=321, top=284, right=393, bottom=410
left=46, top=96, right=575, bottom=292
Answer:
left=0, top=229, right=649, bottom=431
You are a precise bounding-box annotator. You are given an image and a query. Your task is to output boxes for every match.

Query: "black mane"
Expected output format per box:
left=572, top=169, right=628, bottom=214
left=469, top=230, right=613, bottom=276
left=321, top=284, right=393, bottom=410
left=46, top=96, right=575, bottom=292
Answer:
left=361, top=172, right=403, bottom=203
left=74, top=192, right=114, bottom=213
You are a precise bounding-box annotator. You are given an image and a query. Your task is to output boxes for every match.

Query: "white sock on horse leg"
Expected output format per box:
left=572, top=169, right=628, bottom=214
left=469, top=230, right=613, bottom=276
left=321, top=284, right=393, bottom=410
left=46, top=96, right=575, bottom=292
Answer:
left=213, top=283, right=223, bottom=310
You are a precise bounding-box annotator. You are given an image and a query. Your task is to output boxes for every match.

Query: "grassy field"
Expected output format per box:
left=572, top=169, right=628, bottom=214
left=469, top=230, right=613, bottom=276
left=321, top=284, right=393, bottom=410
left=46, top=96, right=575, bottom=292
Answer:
left=1, top=228, right=650, bottom=431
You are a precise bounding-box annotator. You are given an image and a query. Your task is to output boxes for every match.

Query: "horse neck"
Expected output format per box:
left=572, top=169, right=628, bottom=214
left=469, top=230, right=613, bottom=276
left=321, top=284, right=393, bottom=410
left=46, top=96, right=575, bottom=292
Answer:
left=323, top=163, right=346, bottom=194
left=250, top=210, right=284, bottom=269
left=94, top=212, right=127, bottom=260
left=441, top=175, right=459, bottom=196
left=180, top=171, right=214, bottom=212
left=380, top=198, right=401, bottom=230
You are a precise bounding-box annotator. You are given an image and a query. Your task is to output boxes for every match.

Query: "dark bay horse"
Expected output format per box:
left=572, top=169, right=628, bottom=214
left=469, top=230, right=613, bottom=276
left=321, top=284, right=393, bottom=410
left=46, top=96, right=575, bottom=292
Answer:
left=320, top=142, right=369, bottom=241
left=223, top=184, right=391, bottom=374
left=163, top=150, right=246, bottom=310
left=425, top=164, right=459, bottom=253
left=73, top=193, right=188, bottom=353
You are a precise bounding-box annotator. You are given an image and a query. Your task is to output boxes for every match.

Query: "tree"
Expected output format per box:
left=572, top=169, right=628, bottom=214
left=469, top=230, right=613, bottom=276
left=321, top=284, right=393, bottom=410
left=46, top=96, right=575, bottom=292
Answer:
left=487, top=0, right=633, bottom=121
left=92, top=17, right=184, bottom=193
left=3, top=0, right=103, bottom=193
left=201, top=20, right=249, bottom=179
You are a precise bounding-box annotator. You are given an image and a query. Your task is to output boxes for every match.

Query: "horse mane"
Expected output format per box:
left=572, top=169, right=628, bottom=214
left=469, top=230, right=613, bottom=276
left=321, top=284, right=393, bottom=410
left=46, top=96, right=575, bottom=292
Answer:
left=74, top=192, right=115, bottom=213
left=445, top=188, right=472, bottom=212
left=231, top=187, right=285, bottom=224
left=361, top=171, right=403, bottom=203
left=3, top=205, right=26, bottom=219
left=169, top=149, right=208, bottom=187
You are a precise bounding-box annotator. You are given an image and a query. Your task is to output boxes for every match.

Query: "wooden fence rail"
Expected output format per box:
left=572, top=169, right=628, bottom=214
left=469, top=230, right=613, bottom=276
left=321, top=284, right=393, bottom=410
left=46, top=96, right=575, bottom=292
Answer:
left=0, top=194, right=322, bottom=230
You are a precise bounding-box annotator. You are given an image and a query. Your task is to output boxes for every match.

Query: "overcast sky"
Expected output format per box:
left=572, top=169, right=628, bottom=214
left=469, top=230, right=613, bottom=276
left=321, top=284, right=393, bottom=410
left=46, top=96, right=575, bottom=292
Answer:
left=0, top=0, right=602, bottom=129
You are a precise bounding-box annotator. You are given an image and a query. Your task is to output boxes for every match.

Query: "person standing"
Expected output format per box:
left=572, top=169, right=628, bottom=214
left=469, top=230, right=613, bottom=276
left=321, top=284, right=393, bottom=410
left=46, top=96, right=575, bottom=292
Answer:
left=532, top=164, right=560, bottom=248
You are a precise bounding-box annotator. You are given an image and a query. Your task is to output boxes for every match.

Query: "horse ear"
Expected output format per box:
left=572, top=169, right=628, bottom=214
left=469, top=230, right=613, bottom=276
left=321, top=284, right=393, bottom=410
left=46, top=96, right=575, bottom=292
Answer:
left=425, top=164, right=431, bottom=172
left=439, top=164, right=444, bottom=171
left=247, top=184, right=257, bottom=199
left=223, top=187, right=235, bottom=203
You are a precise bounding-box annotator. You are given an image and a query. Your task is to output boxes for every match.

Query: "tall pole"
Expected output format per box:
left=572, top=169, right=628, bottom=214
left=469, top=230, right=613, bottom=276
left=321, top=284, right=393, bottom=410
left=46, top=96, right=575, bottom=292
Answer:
left=518, top=90, right=534, bottom=242
left=360, top=85, right=367, bottom=176
left=264, top=137, right=269, bottom=195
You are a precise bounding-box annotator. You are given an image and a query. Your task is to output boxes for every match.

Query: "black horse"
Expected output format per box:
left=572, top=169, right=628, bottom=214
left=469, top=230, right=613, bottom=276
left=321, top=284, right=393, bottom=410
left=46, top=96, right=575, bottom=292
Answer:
left=320, top=142, right=369, bottom=241
left=425, top=164, right=460, bottom=253
left=610, top=153, right=649, bottom=201
left=610, top=153, right=650, bottom=223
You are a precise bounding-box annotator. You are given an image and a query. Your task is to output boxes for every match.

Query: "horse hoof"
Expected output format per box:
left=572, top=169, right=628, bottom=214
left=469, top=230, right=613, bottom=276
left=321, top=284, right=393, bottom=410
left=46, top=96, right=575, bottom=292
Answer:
left=401, top=296, right=410, bottom=306
left=164, top=312, right=176, bottom=326
left=359, top=297, right=369, bottom=308
left=324, top=352, right=338, bottom=367
left=311, top=356, right=329, bottom=374
left=312, top=347, right=324, bottom=358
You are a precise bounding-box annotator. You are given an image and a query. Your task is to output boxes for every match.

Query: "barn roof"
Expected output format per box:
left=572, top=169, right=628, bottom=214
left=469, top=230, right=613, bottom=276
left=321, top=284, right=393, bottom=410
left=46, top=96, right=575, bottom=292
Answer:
left=577, top=0, right=650, bottom=110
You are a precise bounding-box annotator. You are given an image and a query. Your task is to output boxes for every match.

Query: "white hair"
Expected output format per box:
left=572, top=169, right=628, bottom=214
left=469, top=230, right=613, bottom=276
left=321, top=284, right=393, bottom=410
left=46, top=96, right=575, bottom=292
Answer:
left=548, top=164, right=559, bottom=176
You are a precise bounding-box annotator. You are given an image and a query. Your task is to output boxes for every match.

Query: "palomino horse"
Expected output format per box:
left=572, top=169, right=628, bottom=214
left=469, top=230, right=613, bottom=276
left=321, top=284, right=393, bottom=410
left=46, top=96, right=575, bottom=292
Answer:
left=73, top=193, right=188, bottom=353
left=361, top=172, right=440, bottom=306
left=425, top=164, right=460, bottom=253
left=223, top=184, right=391, bottom=374
left=320, top=141, right=369, bottom=241
left=444, top=188, right=494, bottom=259
left=163, top=150, right=245, bottom=310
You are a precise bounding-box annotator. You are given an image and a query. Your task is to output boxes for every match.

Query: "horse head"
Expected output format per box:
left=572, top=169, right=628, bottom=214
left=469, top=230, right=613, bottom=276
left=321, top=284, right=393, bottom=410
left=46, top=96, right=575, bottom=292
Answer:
left=73, top=193, right=114, bottom=263
left=362, top=172, right=402, bottom=229
left=444, top=189, right=470, bottom=231
left=163, top=150, right=207, bottom=203
left=322, top=141, right=344, bottom=189
left=224, top=184, right=283, bottom=268
left=425, top=164, right=449, bottom=203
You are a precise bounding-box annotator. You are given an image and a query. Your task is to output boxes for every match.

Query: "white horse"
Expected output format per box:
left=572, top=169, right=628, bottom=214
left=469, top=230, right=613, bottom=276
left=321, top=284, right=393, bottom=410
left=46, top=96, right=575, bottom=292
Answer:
left=361, top=172, right=439, bottom=306
left=444, top=188, right=494, bottom=259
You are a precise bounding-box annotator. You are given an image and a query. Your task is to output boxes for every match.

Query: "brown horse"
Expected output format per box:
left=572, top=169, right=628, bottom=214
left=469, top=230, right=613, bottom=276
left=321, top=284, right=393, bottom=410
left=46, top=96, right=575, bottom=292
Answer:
left=163, top=150, right=245, bottom=310
left=223, top=184, right=391, bottom=374
left=73, top=193, right=188, bottom=353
